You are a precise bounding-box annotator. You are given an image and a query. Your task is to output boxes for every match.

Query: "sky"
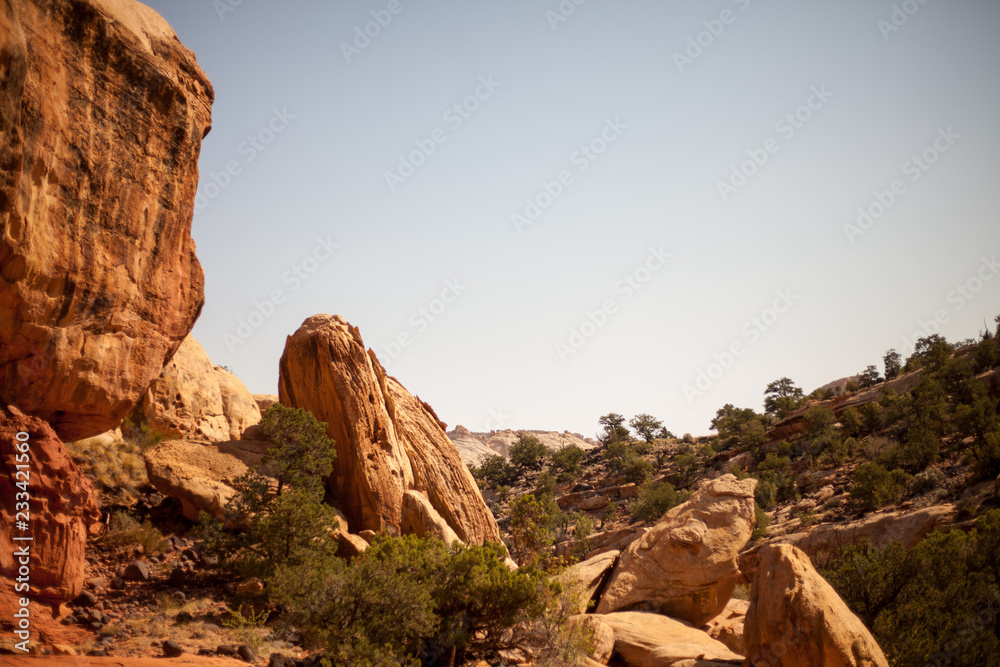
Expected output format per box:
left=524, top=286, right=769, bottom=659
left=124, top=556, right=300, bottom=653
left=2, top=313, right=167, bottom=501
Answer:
left=144, top=0, right=1000, bottom=440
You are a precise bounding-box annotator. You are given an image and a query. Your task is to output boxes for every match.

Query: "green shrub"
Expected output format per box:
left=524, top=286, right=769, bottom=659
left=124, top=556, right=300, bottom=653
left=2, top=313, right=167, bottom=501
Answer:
left=271, top=536, right=550, bottom=666
left=473, top=454, right=518, bottom=488
left=839, top=407, right=863, bottom=438
left=508, top=493, right=561, bottom=566
left=751, top=501, right=770, bottom=541
left=899, top=427, right=939, bottom=470
left=673, top=452, right=701, bottom=488
left=510, top=433, right=551, bottom=470
left=630, top=481, right=688, bottom=523
left=909, top=467, right=945, bottom=495
left=549, top=445, right=585, bottom=475
left=967, top=428, right=1000, bottom=477
left=196, top=405, right=339, bottom=578
left=820, top=513, right=1000, bottom=667
left=622, top=455, right=653, bottom=484
left=849, top=463, right=909, bottom=512
left=754, top=453, right=797, bottom=509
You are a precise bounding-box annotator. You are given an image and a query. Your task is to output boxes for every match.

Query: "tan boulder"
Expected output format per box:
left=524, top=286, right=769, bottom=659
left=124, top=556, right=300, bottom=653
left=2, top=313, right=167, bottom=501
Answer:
left=0, top=406, right=101, bottom=608
left=743, top=544, right=888, bottom=667
left=596, top=475, right=757, bottom=626
left=143, top=439, right=270, bottom=521
left=336, top=532, right=369, bottom=560
left=136, top=336, right=261, bottom=443
left=557, top=550, right=620, bottom=614
left=599, top=612, right=743, bottom=666
left=701, top=598, right=748, bottom=655
left=401, top=490, right=461, bottom=545
left=0, top=0, right=212, bottom=441
left=277, top=314, right=501, bottom=546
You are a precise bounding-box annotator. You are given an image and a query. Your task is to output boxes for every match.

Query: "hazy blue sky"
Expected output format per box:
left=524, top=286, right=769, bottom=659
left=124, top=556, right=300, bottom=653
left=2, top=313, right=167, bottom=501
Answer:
left=145, top=0, right=1000, bottom=439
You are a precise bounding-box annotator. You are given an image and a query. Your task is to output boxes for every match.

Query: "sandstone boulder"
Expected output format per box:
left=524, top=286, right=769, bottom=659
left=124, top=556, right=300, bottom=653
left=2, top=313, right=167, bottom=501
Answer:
left=0, top=0, right=212, bottom=441
left=599, top=611, right=743, bottom=666
left=557, top=549, right=619, bottom=614
left=143, top=439, right=270, bottom=521
left=401, top=490, right=461, bottom=545
left=136, top=336, right=261, bottom=442
left=0, top=406, right=101, bottom=608
left=277, top=315, right=501, bottom=546
left=596, top=475, right=757, bottom=626
left=743, top=544, right=888, bottom=667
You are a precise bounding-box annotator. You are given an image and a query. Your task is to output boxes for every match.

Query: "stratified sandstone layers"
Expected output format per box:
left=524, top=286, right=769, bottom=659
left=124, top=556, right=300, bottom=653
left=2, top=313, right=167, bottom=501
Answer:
left=0, top=0, right=213, bottom=441
left=278, top=314, right=502, bottom=547
left=0, top=406, right=100, bottom=607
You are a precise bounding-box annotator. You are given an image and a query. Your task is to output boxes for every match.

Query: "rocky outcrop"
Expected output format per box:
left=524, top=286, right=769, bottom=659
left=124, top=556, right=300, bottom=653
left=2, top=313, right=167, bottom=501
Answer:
left=136, top=336, right=260, bottom=442
left=766, top=372, right=924, bottom=442
left=599, top=612, right=744, bottom=666
left=597, top=475, right=757, bottom=626
left=0, top=0, right=213, bottom=441
left=277, top=315, right=502, bottom=546
left=143, top=438, right=270, bottom=521
left=739, top=504, right=954, bottom=582
left=447, top=425, right=598, bottom=466
left=0, top=406, right=101, bottom=609
left=744, top=544, right=888, bottom=667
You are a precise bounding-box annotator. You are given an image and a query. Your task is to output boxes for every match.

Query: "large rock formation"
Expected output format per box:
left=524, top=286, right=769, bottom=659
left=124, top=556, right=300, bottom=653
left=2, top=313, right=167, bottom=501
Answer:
left=743, top=544, right=888, bottom=667
left=135, top=336, right=261, bottom=442
left=278, top=315, right=502, bottom=546
left=0, top=0, right=213, bottom=441
left=0, top=406, right=101, bottom=609
left=596, top=475, right=757, bottom=626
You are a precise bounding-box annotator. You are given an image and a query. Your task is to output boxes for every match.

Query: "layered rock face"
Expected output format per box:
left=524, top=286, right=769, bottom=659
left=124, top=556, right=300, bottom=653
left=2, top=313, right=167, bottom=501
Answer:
left=596, top=475, right=757, bottom=626
left=136, top=336, right=261, bottom=442
left=743, top=544, right=888, bottom=667
left=278, top=314, right=502, bottom=546
left=0, top=406, right=100, bottom=606
left=0, top=0, right=213, bottom=441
